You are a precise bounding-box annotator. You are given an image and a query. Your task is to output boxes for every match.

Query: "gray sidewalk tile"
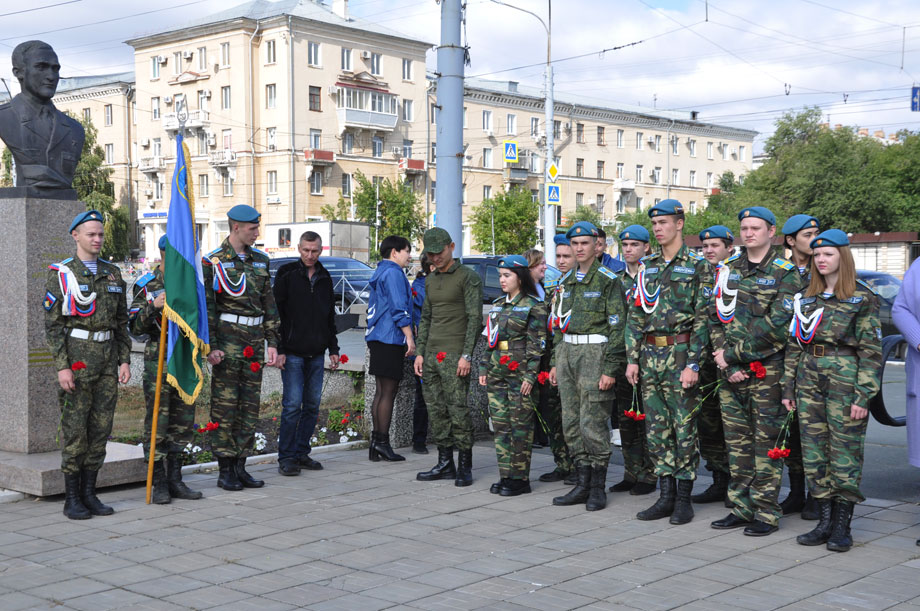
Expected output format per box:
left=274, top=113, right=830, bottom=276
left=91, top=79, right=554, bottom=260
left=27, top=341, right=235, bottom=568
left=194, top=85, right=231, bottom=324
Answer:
left=25, top=576, right=112, bottom=601
left=410, top=566, right=488, bottom=589
left=0, top=591, right=62, bottom=611
left=506, top=585, right=598, bottom=610
left=161, top=583, right=253, bottom=608
left=66, top=588, right=158, bottom=611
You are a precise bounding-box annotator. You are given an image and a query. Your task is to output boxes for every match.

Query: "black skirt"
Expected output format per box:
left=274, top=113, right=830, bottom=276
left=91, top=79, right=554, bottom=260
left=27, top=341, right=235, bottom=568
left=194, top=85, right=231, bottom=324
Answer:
left=368, top=340, right=407, bottom=380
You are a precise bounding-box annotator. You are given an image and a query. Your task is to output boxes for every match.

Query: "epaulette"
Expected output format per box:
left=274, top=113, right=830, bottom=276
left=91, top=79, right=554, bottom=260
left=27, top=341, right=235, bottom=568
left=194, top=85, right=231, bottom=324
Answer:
left=723, top=252, right=741, bottom=265
left=491, top=295, right=505, bottom=305
left=597, top=266, right=618, bottom=281
left=49, top=256, right=74, bottom=270
left=135, top=272, right=155, bottom=289
left=251, top=247, right=270, bottom=259
left=559, top=269, right=573, bottom=283
left=687, top=250, right=704, bottom=261
left=856, top=278, right=879, bottom=296
left=772, top=257, right=795, bottom=271
left=640, top=253, right=659, bottom=263
left=545, top=278, right=560, bottom=289
left=206, top=247, right=222, bottom=258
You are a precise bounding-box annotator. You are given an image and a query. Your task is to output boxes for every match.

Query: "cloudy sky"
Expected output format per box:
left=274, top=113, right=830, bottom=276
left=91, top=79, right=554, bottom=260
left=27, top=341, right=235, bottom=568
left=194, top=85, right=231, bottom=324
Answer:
left=2, top=0, right=919, bottom=152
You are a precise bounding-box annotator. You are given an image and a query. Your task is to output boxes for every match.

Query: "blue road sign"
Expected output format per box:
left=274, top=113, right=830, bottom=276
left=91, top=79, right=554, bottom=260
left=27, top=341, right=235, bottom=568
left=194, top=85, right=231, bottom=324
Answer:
left=546, top=183, right=560, bottom=204
left=503, top=140, right=518, bottom=163
left=912, top=87, right=920, bottom=112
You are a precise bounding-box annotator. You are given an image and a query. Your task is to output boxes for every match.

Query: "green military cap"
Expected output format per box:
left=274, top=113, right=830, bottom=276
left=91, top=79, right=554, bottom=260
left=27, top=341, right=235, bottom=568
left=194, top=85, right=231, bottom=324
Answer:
left=69, top=209, right=104, bottom=232
left=565, top=221, right=598, bottom=239
left=738, top=206, right=776, bottom=226
left=647, top=199, right=684, bottom=218
left=810, top=229, right=849, bottom=249
left=227, top=204, right=261, bottom=223
left=422, top=227, right=452, bottom=253
left=619, top=224, right=650, bottom=242
left=781, top=214, right=820, bottom=235
left=699, top=225, right=734, bottom=242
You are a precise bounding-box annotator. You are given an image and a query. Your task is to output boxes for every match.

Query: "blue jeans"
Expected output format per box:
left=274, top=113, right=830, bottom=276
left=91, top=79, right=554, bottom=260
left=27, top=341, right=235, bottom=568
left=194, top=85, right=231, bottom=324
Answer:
left=279, top=354, right=324, bottom=462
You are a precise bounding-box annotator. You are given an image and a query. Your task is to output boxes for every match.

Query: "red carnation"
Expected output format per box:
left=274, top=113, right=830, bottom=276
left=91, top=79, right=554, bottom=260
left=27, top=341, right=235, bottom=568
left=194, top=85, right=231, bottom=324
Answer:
left=207, top=421, right=219, bottom=431
left=767, top=447, right=781, bottom=460
left=499, top=355, right=511, bottom=365
left=243, top=346, right=255, bottom=358
left=412, top=288, right=418, bottom=297
left=250, top=362, right=261, bottom=373
left=436, top=352, right=447, bottom=363
left=339, top=354, right=349, bottom=364
left=537, top=371, right=550, bottom=385
left=71, top=361, right=87, bottom=371
left=341, top=418, right=348, bottom=425
left=749, top=361, right=762, bottom=373
left=636, top=413, right=647, bottom=421
left=508, top=361, right=520, bottom=371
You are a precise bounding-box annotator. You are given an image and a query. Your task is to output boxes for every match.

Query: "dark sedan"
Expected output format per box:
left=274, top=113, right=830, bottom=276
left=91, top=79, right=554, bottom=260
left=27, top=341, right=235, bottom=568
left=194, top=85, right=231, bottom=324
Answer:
left=459, top=255, right=561, bottom=303
left=856, top=270, right=901, bottom=338
left=269, top=256, right=372, bottom=314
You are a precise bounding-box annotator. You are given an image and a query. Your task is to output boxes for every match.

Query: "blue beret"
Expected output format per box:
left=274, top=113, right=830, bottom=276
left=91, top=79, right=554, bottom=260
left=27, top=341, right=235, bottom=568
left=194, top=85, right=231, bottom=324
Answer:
left=781, top=214, right=819, bottom=235
left=553, top=233, right=570, bottom=246
left=738, top=206, right=776, bottom=226
left=810, top=229, right=849, bottom=249
left=648, top=199, right=684, bottom=218
left=227, top=204, right=261, bottom=223
left=69, top=209, right=104, bottom=232
left=619, top=224, right=650, bottom=243
left=565, top=221, right=599, bottom=239
left=699, top=225, right=734, bottom=242
left=498, top=255, right=529, bottom=269
left=158, top=235, right=168, bottom=250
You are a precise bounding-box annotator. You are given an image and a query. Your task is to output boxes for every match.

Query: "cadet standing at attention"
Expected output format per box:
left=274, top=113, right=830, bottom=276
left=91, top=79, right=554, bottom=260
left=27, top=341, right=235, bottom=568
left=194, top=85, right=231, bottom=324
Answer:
left=479, top=255, right=548, bottom=496
left=203, top=204, right=281, bottom=491
left=129, top=235, right=202, bottom=504
left=782, top=229, right=881, bottom=552
left=625, top=200, right=713, bottom=525
left=778, top=214, right=822, bottom=519
left=692, top=225, right=735, bottom=507
left=414, top=228, right=483, bottom=487
left=549, top=221, right=627, bottom=512
left=45, top=210, right=132, bottom=519
left=709, top=206, right=799, bottom=536
left=608, top=225, right=657, bottom=496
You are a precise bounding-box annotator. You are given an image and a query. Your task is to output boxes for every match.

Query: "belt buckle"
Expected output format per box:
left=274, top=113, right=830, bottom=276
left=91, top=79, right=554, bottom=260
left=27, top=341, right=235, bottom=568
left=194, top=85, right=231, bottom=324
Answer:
left=498, top=340, right=509, bottom=351
left=814, top=344, right=825, bottom=357
left=654, top=336, right=668, bottom=348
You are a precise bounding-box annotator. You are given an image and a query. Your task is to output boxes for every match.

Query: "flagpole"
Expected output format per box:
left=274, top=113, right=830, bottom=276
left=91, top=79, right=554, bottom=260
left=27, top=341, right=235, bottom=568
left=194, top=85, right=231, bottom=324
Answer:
left=145, top=319, right=169, bottom=504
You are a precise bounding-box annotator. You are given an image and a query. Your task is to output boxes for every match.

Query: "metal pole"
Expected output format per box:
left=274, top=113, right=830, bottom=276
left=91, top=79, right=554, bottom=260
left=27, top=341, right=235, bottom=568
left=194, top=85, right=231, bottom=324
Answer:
left=544, top=2, right=555, bottom=266
left=490, top=200, right=495, bottom=255
left=435, top=0, right=464, bottom=251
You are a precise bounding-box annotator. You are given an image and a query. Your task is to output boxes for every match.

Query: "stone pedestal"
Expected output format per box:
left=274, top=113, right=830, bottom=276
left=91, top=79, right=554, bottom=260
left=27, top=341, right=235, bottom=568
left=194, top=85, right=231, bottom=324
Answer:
left=0, top=196, right=147, bottom=496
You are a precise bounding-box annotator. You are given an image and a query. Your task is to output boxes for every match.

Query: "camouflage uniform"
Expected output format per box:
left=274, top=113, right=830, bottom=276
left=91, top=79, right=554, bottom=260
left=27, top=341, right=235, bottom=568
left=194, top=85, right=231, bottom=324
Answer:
left=698, top=357, right=729, bottom=476
left=539, top=278, right=573, bottom=475
left=44, top=258, right=131, bottom=474
left=416, top=260, right=483, bottom=450
left=709, top=246, right=799, bottom=526
left=128, top=268, right=195, bottom=461
left=783, top=268, right=811, bottom=480
left=481, top=293, right=548, bottom=481
left=782, top=282, right=882, bottom=503
left=553, top=260, right=627, bottom=468
left=202, top=239, right=280, bottom=458
left=625, top=245, right=713, bottom=481
left=616, top=270, right=656, bottom=486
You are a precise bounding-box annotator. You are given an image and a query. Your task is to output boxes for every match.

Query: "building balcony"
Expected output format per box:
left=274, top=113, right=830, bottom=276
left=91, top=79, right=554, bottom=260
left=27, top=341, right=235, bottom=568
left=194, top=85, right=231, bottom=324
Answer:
left=399, top=158, right=426, bottom=174
left=162, top=109, right=209, bottom=132
left=613, top=178, right=636, bottom=191
left=138, top=156, right=166, bottom=173
left=502, top=167, right=529, bottom=183
left=336, top=107, right=398, bottom=132
left=304, top=149, right=336, bottom=165
left=209, top=149, right=237, bottom=167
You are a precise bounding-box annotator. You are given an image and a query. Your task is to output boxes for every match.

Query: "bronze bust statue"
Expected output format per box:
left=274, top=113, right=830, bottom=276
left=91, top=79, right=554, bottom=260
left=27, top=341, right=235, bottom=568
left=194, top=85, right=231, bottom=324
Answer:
left=0, top=40, right=84, bottom=194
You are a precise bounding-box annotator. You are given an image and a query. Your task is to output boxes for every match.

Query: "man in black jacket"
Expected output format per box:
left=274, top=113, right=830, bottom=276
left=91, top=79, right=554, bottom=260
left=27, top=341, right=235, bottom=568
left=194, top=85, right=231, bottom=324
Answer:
left=273, top=231, right=340, bottom=475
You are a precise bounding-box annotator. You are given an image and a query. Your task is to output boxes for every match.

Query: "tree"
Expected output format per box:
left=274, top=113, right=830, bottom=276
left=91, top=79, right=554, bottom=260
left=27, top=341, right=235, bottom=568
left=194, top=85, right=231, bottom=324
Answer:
left=0, top=148, right=12, bottom=187
left=469, top=187, right=540, bottom=254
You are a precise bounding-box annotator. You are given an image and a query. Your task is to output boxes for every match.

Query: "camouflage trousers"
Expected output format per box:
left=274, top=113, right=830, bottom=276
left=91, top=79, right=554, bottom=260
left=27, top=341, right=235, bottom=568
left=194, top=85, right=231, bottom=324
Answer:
left=720, top=358, right=785, bottom=526
left=422, top=351, right=473, bottom=451
left=210, top=356, right=264, bottom=458
left=143, top=346, right=196, bottom=461
left=639, top=344, right=700, bottom=480
left=614, top=375, right=656, bottom=484
left=793, top=354, right=868, bottom=503
left=698, top=362, right=729, bottom=475
left=487, top=375, right=535, bottom=480
left=537, top=382, right=573, bottom=473
left=556, top=342, right=614, bottom=468
left=59, top=359, right=118, bottom=475
left=784, top=411, right=805, bottom=476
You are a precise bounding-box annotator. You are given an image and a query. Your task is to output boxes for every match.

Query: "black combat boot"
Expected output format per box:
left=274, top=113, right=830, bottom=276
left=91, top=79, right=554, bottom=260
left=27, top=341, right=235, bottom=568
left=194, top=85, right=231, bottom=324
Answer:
left=374, top=432, right=406, bottom=462
left=796, top=499, right=833, bottom=546
left=608, top=478, right=635, bottom=493
left=499, top=479, right=531, bottom=496
left=630, top=480, right=658, bottom=495
left=217, top=457, right=243, bottom=491
left=826, top=499, right=854, bottom=552
left=691, top=469, right=728, bottom=504
left=585, top=465, right=608, bottom=511
left=670, top=479, right=694, bottom=524
left=167, top=453, right=202, bottom=500
left=151, top=460, right=171, bottom=505
left=235, top=456, right=265, bottom=488
left=552, top=466, right=591, bottom=506
left=62, top=472, right=91, bottom=520
left=636, top=476, right=676, bottom=520
left=416, top=447, right=456, bottom=481
left=539, top=468, right=570, bottom=483
left=80, top=470, right=114, bottom=516
left=801, top=493, right=819, bottom=520
left=455, top=449, right=473, bottom=487
left=780, top=471, right=806, bottom=514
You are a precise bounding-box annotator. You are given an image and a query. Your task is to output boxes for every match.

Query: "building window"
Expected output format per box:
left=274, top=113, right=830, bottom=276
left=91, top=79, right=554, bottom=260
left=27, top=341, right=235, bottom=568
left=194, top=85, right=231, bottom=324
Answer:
left=482, top=110, right=492, bottom=132
left=199, top=174, right=209, bottom=197
left=739, top=145, right=746, bottom=161
left=403, top=139, right=413, bottom=158
left=617, top=129, right=624, bottom=148
left=483, top=185, right=492, bottom=201
left=265, top=40, right=276, bottom=64
left=576, top=123, right=584, bottom=143
left=372, top=137, right=383, bottom=158
left=553, top=120, right=561, bottom=139
left=575, top=192, right=584, bottom=207
left=151, top=98, right=159, bottom=120
left=636, top=132, right=644, bottom=150
left=707, top=141, right=713, bottom=159
left=197, top=46, right=207, bottom=71
left=635, top=164, right=643, bottom=182
left=654, top=134, right=661, bottom=152
left=402, top=58, right=413, bottom=80
left=220, top=42, right=230, bottom=66
left=221, top=129, right=231, bottom=150
left=173, top=52, right=182, bottom=75
left=221, top=86, right=231, bottom=110
left=150, top=56, right=160, bottom=79
left=506, top=113, right=516, bottom=135
left=341, top=47, right=352, bottom=71
left=652, top=167, right=661, bottom=184
left=575, top=158, right=584, bottom=177
left=308, top=42, right=321, bottom=66
left=370, top=52, right=381, bottom=75
left=309, top=85, right=321, bottom=111
left=722, top=143, right=730, bottom=161
left=689, top=201, right=697, bottom=213
left=266, top=84, right=276, bottom=109
left=342, top=132, right=353, bottom=154
left=267, top=127, right=276, bottom=150
left=689, top=170, right=696, bottom=187
left=597, top=126, right=605, bottom=145
left=596, top=194, right=605, bottom=212
left=155, top=177, right=163, bottom=200
left=132, top=101, right=137, bottom=125
left=597, top=160, right=605, bottom=179
left=152, top=137, right=162, bottom=157
left=482, top=147, right=492, bottom=168
left=689, top=139, right=697, bottom=157
left=340, top=173, right=352, bottom=197
left=267, top=171, right=278, bottom=194
left=197, top=130, right=207, bottom=154
left=223, top=176, right=234, bottom=196
left=616, top=162, right=624, bottom=179
left=463, top=107, right=468, bottom=128
left=104, top=144, right=113, bottom=164
left=672, top=168, right=679, bottom=185
left=198, top=89, right=209, bottom=111
left=310, top=171, right=323, bottom=194
left=707, top=172, right=714, bottom=187
left=671, top=136, right=679, bottom=155
left=309, top=129, right=321, bottom=149
left=531, top=117, right=539, bottom=137
left=430, top=103, right=438, bottom=125
left=430, top=180, right=436, bottom=202
left=402, top=99, right=413, bottom=122
left=617, top=194, right=626, bottom=214
left=530, top=153, right=540, bottom=174
left=430, top=141, right=436, bottom=162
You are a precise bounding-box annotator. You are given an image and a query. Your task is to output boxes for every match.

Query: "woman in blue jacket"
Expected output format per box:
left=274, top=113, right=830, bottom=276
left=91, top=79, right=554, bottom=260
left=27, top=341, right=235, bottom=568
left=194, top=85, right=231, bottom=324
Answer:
left=366, top=235, right=415, bottom=461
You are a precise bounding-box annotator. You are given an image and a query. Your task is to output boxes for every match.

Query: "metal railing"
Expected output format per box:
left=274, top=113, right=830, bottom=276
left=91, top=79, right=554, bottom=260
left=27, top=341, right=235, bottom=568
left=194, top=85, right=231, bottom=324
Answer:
left=332, top=274, right=368, bottom=315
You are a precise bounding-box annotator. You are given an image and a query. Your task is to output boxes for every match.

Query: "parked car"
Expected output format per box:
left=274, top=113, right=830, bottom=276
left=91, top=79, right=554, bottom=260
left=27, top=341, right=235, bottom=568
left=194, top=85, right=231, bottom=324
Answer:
left=856, top=270, right=901, bottom=338
left=269, top=256, right=373, bottom=314
left=459, top=255, right=561, bottom=303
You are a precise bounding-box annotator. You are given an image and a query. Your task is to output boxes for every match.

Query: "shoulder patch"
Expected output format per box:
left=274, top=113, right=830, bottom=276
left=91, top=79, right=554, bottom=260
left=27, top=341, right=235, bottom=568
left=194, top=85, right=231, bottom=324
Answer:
left=772, top=258, right=795, bottom=271
left=135, top=272, right=155, bottom=289
left=856, top=278, right=879, bottom=296
left=43, top=292, right=57, bottom=311
left=597, top=266, right=618, bottom=281
left=545, top=279, right=559, bottom=289
left=687, top=250, right=704, bottom=261
left=724, top=252, right=741, bottom=265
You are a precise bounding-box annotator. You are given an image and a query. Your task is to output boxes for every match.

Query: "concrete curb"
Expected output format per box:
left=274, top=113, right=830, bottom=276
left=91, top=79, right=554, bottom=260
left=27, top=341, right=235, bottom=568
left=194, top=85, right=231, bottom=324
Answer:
left=179, top=439, right=369, bottom=475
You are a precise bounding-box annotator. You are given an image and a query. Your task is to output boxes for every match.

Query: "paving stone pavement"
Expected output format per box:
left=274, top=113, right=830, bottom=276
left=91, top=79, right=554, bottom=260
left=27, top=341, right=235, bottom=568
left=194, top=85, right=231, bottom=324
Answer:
left=1, top=443, right=919, bottom=610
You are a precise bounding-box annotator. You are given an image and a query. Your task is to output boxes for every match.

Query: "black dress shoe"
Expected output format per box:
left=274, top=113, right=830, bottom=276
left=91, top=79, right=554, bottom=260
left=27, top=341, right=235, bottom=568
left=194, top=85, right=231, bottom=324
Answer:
left=298, top=456, right=323, bottom=470
left=711, top=513, right=753, bottom=529
left=278, top=461, right=301, bottom=476
left=743, top=520, right=778, bottom=536
left=609, top=479, right=635, bottom=493
left=413, top=443, right=429, bottom=454
left=538, top=468, right=569, bottom=483
left=500, top=479, right=531, bottom=497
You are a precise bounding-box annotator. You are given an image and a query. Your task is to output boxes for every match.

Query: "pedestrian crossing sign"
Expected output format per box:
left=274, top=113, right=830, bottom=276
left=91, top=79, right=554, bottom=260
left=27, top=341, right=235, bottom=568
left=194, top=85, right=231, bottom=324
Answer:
left=546, top=183, right=561, bottom=205
left=913, top=87, right=920, bottom=112
left=503, top=141, right=518, bottom=163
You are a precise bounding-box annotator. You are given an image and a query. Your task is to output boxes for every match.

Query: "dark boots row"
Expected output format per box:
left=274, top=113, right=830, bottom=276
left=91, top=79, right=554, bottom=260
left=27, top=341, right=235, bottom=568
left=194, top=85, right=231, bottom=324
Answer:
left=216, top=456, right=265, bottom=491
left=150, top=454, right=206, bottom=504
left=796, top=498, right=855, bottom=552
left=416, top=447, right=472, bottom=487
left=63, top=469, right=116, bottom=520
left=551, top=465, right=608, bottom=511
left=635, top=476, right=695, bottom=524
